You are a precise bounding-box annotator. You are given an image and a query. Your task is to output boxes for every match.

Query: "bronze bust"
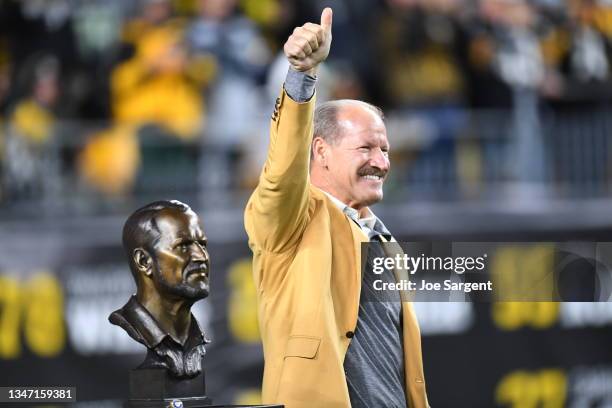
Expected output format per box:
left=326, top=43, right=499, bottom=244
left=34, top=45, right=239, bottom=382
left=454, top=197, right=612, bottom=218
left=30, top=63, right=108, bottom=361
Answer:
left=109, top=200, right=210, bottom=378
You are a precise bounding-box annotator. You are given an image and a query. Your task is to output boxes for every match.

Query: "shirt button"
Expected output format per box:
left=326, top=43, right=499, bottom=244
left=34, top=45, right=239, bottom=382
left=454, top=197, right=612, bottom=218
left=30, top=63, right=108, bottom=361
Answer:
left=345, top=331, right=354, bottom=338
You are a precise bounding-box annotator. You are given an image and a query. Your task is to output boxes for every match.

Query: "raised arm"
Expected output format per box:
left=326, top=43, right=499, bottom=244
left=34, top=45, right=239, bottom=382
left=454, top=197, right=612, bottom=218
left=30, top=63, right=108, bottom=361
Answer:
left=245, top=8, right=333, bottom=253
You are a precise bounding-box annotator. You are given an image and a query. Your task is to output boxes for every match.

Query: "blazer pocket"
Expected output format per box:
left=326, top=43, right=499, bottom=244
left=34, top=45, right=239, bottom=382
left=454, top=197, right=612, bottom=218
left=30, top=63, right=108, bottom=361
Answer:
left=284, top=335, right=321, bottom=359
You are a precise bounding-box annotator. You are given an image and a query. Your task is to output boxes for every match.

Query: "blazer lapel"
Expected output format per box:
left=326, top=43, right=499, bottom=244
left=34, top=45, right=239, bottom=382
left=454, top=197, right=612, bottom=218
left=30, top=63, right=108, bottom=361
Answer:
left=325, top=192, right=366, bottom=331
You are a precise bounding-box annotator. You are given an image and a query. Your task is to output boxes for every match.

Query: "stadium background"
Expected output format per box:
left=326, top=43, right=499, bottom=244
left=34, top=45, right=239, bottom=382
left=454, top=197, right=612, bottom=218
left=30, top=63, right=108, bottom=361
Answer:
left=0, top=0, right=612, bottom=406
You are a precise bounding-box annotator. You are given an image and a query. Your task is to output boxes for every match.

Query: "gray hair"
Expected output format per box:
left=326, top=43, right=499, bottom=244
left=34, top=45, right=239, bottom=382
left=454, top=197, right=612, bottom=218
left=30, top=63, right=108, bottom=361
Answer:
left=311, top=100, right=384, bottom=160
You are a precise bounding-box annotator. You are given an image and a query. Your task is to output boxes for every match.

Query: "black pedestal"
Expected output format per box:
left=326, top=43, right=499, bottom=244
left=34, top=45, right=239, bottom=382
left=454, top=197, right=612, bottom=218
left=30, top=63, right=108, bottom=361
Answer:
left=127, top=368, right=212, bottom=408
left=126, top=368, right=284, bottom=408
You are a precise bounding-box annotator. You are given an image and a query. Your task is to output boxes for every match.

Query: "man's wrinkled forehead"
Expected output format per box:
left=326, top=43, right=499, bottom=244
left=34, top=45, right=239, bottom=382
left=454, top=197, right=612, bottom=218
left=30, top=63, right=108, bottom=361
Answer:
left=336, top=105, right=387, bottom=142
left=338, top=100, right=383, bottom=119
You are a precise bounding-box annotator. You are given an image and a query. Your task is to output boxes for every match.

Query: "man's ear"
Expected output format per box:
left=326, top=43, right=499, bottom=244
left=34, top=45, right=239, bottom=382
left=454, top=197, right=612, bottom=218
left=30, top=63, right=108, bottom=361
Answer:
left=133, top=248, right=153, bottom=277
left=312, top=137, right=328, bottom=168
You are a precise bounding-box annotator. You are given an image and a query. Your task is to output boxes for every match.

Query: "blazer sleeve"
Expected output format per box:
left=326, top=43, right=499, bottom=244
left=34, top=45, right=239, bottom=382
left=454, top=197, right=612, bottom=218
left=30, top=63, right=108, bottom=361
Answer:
left=244, top=88, right=315, bottom=254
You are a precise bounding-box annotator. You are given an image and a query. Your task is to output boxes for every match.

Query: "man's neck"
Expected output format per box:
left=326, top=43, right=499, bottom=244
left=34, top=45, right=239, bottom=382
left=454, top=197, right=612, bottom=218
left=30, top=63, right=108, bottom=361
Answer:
left=320, top=188, right=372, bottom=219
left=311, top=171, right=372, bottom=218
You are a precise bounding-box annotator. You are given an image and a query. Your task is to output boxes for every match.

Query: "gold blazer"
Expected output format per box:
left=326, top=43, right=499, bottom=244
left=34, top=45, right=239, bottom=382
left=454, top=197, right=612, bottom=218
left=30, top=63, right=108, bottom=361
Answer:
left=244, top=89, right=429, bottom=408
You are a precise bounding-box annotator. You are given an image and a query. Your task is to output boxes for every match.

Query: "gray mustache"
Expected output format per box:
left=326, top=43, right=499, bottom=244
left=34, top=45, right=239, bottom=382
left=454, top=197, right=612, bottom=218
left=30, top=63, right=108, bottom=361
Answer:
left=358, top=167, right=386, bottom=177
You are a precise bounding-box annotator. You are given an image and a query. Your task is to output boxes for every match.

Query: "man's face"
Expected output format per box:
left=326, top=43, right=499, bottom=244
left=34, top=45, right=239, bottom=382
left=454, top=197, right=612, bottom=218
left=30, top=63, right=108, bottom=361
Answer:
left=149, top=208, right=210, bottom=300
left=325, top=105, right=390, bottom=210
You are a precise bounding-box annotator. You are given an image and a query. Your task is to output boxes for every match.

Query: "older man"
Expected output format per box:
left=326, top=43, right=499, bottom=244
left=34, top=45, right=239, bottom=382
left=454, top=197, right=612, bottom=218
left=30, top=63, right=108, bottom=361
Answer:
left=244, top=8, right=429, bottom=408
left=109, top=200, right=210, bottom=378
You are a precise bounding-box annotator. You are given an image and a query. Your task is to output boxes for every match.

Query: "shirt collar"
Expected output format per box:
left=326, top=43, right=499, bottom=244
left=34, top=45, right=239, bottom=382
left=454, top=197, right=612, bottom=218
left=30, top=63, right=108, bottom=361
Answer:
left=322, top=191, right=378, bottom=230
left=119, top=295, right=205, bottom=348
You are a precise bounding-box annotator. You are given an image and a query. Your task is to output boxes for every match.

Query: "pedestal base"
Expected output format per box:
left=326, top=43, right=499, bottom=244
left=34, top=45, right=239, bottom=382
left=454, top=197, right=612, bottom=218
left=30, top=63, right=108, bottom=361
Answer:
left=127, top=368, right=212, bottom=407
left=127, top=401, right=282, bottom=408
left=126, top=368, right=283, bottom=408
left=126, top=396, right=212, bottom=408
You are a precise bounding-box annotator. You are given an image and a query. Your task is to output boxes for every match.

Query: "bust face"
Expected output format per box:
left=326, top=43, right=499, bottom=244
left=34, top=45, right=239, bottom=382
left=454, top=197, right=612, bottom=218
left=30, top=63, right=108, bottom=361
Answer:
left=149, top=208, right=210, bottom=300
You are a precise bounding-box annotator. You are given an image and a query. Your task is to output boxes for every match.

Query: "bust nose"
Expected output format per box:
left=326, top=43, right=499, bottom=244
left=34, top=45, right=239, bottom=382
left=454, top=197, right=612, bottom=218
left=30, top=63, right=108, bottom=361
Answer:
left=192, top=242, right=208, bottom=262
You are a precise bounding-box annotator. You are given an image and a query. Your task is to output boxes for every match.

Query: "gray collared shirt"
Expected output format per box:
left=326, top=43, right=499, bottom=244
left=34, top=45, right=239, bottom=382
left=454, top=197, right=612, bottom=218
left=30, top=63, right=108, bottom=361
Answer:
left=321, top=194, right=407, bottom=408
left=322, top=190, right=394, bottom=241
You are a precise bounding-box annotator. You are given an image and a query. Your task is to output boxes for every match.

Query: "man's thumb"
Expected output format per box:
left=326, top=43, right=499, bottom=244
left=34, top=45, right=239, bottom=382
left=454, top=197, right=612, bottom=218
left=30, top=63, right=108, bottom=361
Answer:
left=320, top=7, right=333, bottom=34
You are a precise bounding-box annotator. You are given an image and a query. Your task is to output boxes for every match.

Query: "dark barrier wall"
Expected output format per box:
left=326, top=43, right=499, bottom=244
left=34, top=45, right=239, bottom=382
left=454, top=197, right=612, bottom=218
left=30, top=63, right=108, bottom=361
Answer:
left=1, top=236, right=612, bottom=407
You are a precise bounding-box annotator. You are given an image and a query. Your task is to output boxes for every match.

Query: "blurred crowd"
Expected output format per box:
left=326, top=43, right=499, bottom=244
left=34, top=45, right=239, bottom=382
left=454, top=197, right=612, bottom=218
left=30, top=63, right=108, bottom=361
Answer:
left=0, top=0, right=612, bottom=201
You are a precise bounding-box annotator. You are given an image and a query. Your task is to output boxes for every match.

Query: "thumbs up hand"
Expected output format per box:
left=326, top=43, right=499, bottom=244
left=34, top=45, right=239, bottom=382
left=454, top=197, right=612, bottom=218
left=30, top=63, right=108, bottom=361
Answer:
left=284, top=8, right=333, bottom=75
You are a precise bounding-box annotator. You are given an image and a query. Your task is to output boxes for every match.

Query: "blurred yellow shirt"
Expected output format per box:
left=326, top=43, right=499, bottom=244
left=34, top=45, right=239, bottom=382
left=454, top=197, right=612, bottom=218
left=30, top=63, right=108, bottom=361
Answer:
left=111, top=23, right=205, bottom=140
left=112, top=62, right=204, bottom=139
left=10, top=99, right=55, bottom=145
left=78, top=125, right=140, bottom=195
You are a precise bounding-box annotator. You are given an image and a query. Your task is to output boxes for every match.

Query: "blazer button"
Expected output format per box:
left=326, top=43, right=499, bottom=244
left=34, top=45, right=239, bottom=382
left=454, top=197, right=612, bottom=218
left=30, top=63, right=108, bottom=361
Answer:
left=345, top=331, right=354, bottom=338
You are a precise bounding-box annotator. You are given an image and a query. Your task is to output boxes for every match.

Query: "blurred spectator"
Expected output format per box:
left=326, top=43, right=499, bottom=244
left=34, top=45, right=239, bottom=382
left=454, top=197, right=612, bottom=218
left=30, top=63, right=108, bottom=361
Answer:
left=467, top=0, right=547, bottom=186
left=68, top=0, right=126, bottom=119
left=241, top=0, right=286, bottom=33
left=0, top=40, right=10, bottom=202
left=2, top=0, right=78, bottom=116
left=111, top=12, right=205, bottom=140
left=78, top=125, right=140, bottom=196
left=121, top=0, right=175, bottom=48
left=186, top=0, right=272, bottom=187
left=4, top=0, right=77, bottom=69
left=241, top=0, right=299, bottom=62
left=0, top=41, right=9, bottom=115
left=464, top=0, right=545, bottom=107
left=540, top=0, right=612, bottom=108
left=10, top=56, right=58, bottom=145
left=374, top=0, right=469, bottom=194
left=568, top=0, right=610, bottom=82
left=376, top=0, right=466, bottom=109
left=4, top=54, right=60, bottom=199
left=73, top=0, right=123, bottom=58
